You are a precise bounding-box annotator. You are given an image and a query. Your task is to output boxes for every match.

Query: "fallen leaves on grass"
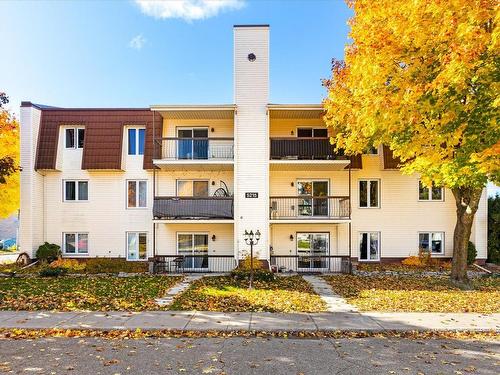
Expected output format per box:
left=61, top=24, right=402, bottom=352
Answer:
left=170, top=276, right=326, bottom=313
left=323, top=275, right=500, bottom=313
left=0, top=275, right=182, bottom=311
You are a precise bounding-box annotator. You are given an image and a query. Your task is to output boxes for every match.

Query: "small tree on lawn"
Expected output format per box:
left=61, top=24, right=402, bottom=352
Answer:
left=324, top=0, right=499, bottom=285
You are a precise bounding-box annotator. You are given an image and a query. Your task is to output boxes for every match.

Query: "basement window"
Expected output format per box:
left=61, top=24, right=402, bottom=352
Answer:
left=419, top=232, right=444, bottom=254
left=127, top=232, right=147, bottom=260
left=63, top=233, right=88, bottom=255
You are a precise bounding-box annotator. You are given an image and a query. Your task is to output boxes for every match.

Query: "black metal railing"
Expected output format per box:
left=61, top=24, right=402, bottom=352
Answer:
left=153, top=197, right=234, bottom=220
left=153, top=255, right=237, bottom=273
left=155, top=138, right=234, bottom=160
left=270, top=255, right=351, bottom=273
left=270, top=138, right=345, bottom=160
left=269, top=196, right=350, bottom=220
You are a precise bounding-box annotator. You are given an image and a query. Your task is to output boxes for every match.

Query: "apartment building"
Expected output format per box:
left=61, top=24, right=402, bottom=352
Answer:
left=19, top=25, right=488, bottom=273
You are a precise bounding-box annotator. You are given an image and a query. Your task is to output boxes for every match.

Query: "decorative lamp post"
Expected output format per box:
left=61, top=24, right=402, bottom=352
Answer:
left=243, top=229, right=261, bottom=289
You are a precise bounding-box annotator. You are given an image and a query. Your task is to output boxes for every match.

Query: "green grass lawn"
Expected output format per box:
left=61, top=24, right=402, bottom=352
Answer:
left=323, top=275, right=500, bottom=313
left=170, top=275, right=326, bottom=313
left=0, top=275, right=182, bottom=311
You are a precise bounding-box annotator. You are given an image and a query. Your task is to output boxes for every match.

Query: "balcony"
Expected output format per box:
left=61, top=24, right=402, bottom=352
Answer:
left=153, top=196, right=234, bottom=222
left=269, top=196, right=350, bottom=222
left=269, top=138, right=351, bottom=170
left=153, top=137, right=234, bottom=170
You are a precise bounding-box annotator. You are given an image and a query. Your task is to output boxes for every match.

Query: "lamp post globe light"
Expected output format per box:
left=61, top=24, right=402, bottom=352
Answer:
left=243, top=229, right=261, bottom=289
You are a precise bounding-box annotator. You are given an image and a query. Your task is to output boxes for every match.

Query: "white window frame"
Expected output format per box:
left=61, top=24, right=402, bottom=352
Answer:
left=358, top=231, right=381, bottom=261
left=126, top=232, right=148, bottom=261
left=63, top=232, right=89, bottom=255
left=358, top=179, right=380, bottom=208
left=65, top=127, right=85, bottom=149
left=418, top=181, right=444, bottom=202
left=418, top=231, right=445, bottom=255
left=63, top=180, right=89, bottom=202
left=127, top=180, right=148, bottom=209
left=127, top=127, right=146, bottom=156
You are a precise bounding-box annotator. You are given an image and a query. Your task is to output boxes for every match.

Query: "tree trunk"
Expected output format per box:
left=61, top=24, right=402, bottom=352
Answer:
left=450, top=187, right=483, bottom=285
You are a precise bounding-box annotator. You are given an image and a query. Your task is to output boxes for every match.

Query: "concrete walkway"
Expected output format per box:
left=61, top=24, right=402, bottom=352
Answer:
left=303, top=275, right=357, bottom=312
left=0, top=310, right=498, bottom=332
left=155, top=275, right=202, bottom=307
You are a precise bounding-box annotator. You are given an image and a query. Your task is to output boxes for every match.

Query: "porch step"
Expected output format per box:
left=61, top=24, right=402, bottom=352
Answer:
left=155, top=275, right=203, bottom=307
left=302, top=275, right=357, bottom=313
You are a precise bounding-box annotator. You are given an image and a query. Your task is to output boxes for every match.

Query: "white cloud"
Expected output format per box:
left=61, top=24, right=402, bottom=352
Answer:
left=129, top=34, right=147, bottom=50
left=134, top=0, right=245, bottom=21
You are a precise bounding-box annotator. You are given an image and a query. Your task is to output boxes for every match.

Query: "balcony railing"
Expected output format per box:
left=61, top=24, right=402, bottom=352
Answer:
left=270, top=255, right=351, bottom=273
left=269, top=196, right=350, bottom=220
left=270, top=138, right=344, bottom=160
left=153, top=196, right=234, bottom=220
left=154, top=255, right=237, bottom=273
left=155, top=138, right=234, bottom=160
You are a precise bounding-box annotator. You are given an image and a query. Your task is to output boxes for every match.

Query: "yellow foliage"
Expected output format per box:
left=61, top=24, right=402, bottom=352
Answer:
left=49, top=258, right=86, bottom=272
left=324, top=0, right=500, bottom=189
left=239, top=255, right=264, bottom=270
left=0, top=110, right=20, bottom=219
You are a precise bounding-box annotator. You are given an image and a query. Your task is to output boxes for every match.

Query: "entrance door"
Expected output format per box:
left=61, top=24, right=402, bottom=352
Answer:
left=177, top=128, right=209, bottom=160
left=177, top=233, right=209, bottom=270
left=297, top=233, right=329, bottom=271
left=297, top=180, right=329, bottom=217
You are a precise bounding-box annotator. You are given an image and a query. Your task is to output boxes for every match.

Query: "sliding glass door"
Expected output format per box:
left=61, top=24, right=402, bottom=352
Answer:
left=177, top=233, right=209, bottom=270
left=177, top=128, right=209, bottom=160
left=296, top=233, right=329, bottom=271
left=297, top=180, right=329, bottom=217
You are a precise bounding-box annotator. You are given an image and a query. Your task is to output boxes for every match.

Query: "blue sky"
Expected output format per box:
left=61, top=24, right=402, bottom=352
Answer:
left=0, top=0, right=352, bottom=112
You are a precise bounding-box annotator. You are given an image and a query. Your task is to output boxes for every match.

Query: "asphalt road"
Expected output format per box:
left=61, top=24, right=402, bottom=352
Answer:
left=0, top=336, right=498, bottom=374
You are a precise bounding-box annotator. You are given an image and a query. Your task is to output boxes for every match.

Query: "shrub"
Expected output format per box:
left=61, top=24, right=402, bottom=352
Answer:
left=39, top=266, right=67, bottom=277
left=239, top=255, right=265, bottom=270
left=49, top=258, right=86, bottom=272
left=487, top=195, right=500, bottom=264
left=84, top=258, right=148, bottom=274
left=231, top=268, right=275, bottom=282
left=36, top=242, right=61, bottom=263
left=401, top=256, right=423, bottom=268
left=467, top=241, right=477, bottom=265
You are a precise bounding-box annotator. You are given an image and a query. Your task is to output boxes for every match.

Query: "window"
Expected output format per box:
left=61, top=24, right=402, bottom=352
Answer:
left=297, top=127, right=328, bottom=137
left=359, top=232, right=380, bottom=261
left=177, top=128, right=209, bottom=160
left=419, top=232, right=444, bottom=254
left=359, top=179, right=380, bottom=208
left=297, top=180, right=329, bottom=217
left=127, top=232, right=147, bottom=260
left=177, top=180, right=209, bottom=197
left=127, top=180, right=147, bottom=208
left=63, top=233, right=88, bottom=254
left=128, top=128, right=145, bottom=155
left=65, top=128, right=85, bottom=149
left=296, top=232, right=329, bottom=269
left=177, top=233, right=209, bottom=269
left=419, top=181, right=443, bottom=201
left=64, top=180, right=88, bottom=201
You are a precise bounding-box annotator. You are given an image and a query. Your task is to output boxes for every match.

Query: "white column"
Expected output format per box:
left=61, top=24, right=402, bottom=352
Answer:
left=233, top=25, right=270, bottom=260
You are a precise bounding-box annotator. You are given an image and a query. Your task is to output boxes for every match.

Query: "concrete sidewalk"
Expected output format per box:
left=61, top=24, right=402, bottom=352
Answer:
left=0, top=310, right=498, bottom=332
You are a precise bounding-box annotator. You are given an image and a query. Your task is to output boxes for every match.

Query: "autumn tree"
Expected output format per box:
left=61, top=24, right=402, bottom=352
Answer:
left=0, top=93, right=20, bottom=218
left=324, top=0, right=499, bottom=284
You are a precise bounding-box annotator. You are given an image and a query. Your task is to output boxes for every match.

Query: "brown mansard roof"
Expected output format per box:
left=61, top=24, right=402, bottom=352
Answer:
left=24, top=104, right=161, bottom=170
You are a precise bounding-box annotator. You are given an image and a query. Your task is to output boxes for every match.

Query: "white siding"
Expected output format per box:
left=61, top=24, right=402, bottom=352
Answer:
left=234, top=26, right=270, bottom=260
